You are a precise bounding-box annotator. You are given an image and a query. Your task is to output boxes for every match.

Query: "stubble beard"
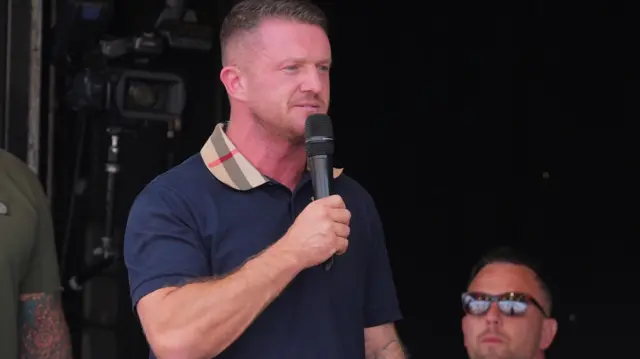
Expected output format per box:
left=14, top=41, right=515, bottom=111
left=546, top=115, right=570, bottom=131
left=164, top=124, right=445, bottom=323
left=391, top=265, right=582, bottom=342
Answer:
left=253, top=112, right=305, bottom=146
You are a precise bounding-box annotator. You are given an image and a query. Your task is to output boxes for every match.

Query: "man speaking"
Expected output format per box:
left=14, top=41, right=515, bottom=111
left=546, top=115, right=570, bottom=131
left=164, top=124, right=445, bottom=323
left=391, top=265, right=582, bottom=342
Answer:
left=123, top=1, right=405, bottom=358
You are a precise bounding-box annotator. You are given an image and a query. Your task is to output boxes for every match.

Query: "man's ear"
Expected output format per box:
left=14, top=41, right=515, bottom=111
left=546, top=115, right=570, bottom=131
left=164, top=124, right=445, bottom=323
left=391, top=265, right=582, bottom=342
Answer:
left=540, top=318, right=558, bottom=350
left=220, top=65, right=247, bottom=102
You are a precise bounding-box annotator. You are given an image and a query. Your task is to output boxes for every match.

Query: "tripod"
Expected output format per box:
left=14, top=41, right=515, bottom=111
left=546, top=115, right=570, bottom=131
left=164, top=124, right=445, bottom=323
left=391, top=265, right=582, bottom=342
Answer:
left=66, top=118, right=180, bottom=291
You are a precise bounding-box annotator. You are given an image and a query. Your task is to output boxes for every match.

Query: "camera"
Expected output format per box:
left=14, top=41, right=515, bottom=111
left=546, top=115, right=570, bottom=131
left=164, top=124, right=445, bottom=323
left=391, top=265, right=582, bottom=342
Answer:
left=55, top=0, right=214, bottom=294
left=66, top=50, right=187, bottom=123
left=58, top=0, right=213, bottom=123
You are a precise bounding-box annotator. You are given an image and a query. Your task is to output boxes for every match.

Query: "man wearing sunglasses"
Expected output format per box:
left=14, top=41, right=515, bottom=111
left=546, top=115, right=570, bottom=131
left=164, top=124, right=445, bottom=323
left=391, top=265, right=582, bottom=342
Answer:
left=461, top=247, right=558, bottom=359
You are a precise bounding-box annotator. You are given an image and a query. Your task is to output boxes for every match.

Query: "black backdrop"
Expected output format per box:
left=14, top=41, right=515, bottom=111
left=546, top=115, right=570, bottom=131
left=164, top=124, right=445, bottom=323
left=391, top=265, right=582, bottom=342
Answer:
left=48, top=1, right=637, bottom=358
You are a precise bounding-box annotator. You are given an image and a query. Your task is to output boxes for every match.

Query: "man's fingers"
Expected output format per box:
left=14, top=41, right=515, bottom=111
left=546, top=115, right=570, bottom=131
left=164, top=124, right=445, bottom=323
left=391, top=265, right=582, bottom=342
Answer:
left=320, top=195, right=346, bottom=209
left=333, top=223, right=351, bottom=238
left=330, top=208, right=351, bottom=225
left=335, top=238, right=349, bottom=255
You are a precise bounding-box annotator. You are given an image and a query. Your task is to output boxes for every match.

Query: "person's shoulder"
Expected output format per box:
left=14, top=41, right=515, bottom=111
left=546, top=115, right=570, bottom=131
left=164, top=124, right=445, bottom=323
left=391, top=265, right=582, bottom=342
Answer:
left=131, top=153, right=223, bottom=214
left=0, top=149, right=46, bottom=204
left=335, top=172, right=377, bottom=209
left=0, top=149, right=34, bottom=178
left=144, top=154, right=216, bottom=194
left=126, top=154, right=222, bottom=237
left=336, top=172, right=373, bottom=198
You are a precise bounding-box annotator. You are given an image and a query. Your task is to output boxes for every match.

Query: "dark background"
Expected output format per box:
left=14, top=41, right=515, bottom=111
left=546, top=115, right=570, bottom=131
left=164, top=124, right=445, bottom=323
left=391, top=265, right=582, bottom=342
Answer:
left=25, top=0, right=639, bottom=358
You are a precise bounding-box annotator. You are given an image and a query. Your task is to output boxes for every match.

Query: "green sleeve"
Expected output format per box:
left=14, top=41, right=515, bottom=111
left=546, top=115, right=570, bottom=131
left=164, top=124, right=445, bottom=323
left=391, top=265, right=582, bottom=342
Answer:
left=19, top=166, right=62, bottom=295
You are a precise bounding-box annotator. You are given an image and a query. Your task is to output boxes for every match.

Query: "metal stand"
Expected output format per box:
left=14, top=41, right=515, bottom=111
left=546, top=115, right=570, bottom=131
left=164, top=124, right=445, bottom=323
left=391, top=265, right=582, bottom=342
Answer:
left=100, top=126, right=121, bottom=258
left=67, top=126, right=121, bottom=291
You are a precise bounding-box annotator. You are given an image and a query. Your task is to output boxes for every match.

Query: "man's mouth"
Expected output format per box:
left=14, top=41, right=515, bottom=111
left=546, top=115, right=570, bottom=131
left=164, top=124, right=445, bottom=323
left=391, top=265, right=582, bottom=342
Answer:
left=480, top=336, right=504, bottom=343
left=295, top=104, right=321, bottom=111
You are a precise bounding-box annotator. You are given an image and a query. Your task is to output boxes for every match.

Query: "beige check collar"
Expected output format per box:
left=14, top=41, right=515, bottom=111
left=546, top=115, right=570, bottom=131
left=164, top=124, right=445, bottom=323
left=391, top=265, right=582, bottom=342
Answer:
left=200, top=123, right=343, bottom=191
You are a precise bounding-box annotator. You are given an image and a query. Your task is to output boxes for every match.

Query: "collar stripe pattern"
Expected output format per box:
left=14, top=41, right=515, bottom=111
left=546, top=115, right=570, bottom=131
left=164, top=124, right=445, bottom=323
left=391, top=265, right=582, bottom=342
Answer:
left=200, top=123, right=343, bottom=191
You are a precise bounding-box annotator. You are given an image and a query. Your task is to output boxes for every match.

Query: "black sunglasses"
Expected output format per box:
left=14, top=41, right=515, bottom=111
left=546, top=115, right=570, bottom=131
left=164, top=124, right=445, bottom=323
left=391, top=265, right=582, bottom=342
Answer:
left=462, top=292, right=549, bottom=317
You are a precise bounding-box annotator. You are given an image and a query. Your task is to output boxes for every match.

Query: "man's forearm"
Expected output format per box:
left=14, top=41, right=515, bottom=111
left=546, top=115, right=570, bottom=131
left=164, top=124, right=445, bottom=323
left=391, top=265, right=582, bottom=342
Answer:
left=19, top=293, right=73, bottom=359
left=146, top=245, right=301, bottom=359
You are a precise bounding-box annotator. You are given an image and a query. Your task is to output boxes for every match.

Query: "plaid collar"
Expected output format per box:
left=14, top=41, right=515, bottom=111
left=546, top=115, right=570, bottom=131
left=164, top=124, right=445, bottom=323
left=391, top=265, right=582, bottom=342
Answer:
left=200, top=123, right=344, bottom=191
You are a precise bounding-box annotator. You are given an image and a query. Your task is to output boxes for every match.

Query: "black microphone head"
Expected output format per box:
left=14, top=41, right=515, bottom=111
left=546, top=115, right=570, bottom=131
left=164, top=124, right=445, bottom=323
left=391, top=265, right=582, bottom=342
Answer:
left=305, top=114, right=334, bottom=157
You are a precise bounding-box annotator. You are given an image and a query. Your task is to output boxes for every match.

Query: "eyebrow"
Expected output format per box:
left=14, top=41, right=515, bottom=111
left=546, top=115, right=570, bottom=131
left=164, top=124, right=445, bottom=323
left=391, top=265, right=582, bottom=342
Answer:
left=280, top=57, right=332, bottom=65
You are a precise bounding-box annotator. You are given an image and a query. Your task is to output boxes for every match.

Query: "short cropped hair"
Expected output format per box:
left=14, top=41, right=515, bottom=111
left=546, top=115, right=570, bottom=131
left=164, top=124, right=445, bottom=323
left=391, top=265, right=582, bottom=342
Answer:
left=469, top=246, right=553, bottom=314
left=220, top=0, right=328, bottom=64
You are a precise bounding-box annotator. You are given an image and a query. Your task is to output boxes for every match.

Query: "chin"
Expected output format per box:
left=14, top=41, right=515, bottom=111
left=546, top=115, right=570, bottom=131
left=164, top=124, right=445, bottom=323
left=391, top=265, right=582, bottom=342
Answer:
left=279, top=118, right=304, bottom=142
left=291, top=114, right=308, bottom=129
left=292, top=124, right=306, bottom=140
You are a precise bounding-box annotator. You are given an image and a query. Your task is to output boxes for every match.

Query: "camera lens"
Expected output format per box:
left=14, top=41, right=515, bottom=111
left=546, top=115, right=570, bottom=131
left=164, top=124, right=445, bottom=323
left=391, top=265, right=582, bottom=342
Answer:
left=127, top=82, right=157, bottom=108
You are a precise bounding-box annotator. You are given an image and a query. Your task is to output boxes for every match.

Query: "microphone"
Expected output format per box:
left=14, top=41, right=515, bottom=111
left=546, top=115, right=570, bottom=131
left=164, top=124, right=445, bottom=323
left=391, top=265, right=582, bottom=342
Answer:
left=305, top=114, right=336, bottom=271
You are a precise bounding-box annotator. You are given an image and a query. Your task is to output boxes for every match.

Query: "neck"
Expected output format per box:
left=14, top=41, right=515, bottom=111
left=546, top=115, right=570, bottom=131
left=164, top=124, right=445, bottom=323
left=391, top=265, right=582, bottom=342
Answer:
left=226, top=113, right=307, bottom=190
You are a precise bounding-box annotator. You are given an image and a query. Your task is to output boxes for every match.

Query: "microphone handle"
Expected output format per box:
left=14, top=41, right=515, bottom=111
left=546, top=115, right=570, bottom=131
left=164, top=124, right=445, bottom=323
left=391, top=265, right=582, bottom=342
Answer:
left=308, top=155, right=335, bottom=271
left=309, top=155, right=332, bottom=198
left=323, top=254, right=335, bottom=270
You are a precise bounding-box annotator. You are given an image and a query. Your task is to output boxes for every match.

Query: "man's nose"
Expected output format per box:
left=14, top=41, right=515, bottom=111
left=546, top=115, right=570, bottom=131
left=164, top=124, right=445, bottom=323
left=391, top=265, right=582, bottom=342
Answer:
left=300, top=66, right=323, bottom=93
left=485, top=303, right=503, bottom=325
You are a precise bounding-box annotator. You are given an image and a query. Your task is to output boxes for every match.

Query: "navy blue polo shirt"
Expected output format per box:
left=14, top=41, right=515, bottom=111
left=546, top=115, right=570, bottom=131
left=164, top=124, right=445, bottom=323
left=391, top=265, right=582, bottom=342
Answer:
left=124, top=123, right=402, bottom=359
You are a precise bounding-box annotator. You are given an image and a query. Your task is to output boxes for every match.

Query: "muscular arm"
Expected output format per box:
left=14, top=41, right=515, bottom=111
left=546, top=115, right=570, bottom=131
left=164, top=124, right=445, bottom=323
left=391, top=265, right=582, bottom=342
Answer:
left=364, top=323, right=407, bottom=359
left=19, top=293, right=72, bottom=359
left=137, top=245, right=300, bottom=359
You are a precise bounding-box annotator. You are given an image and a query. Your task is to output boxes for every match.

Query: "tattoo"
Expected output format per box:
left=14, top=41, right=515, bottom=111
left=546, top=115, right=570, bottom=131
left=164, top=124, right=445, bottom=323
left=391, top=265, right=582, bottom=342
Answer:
left=370, top=340, right=407, bottom=359
left=19, top=293, right=73, bottom=359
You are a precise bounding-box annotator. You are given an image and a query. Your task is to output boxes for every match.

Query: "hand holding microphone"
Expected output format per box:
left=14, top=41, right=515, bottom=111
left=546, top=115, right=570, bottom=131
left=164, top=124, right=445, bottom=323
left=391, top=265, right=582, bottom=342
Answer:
left=273, top=114, right=347, bottom=270
left=277, top=195, right=351, bottom=270
left=305, top=114, right=340, bottom=270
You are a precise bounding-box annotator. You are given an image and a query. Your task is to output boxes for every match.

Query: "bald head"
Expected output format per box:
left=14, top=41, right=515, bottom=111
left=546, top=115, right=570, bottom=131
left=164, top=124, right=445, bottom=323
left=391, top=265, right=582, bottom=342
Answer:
left=468, top=263, right=550, bottom=315
left=220, top=0, right=328, bottom=66
left=468, top=246, right=552, bottom=314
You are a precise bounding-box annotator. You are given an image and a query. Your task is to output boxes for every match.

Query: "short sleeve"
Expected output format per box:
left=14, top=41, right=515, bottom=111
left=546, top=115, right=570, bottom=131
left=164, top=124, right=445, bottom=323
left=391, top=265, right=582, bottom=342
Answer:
left=124, top=183, right=210, bottom=310
left=362, top=196, right=403, bottom=328
left=19, top=175, right=62, bottom=294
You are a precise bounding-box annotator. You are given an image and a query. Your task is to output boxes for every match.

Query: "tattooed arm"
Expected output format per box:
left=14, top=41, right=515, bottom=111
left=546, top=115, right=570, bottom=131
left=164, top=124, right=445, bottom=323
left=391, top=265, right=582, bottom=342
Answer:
left=364, top=323, right=407, bottom=359
left=11, top=152, right=73, bottom=358
left=19, top=292, right=72, bottom=359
